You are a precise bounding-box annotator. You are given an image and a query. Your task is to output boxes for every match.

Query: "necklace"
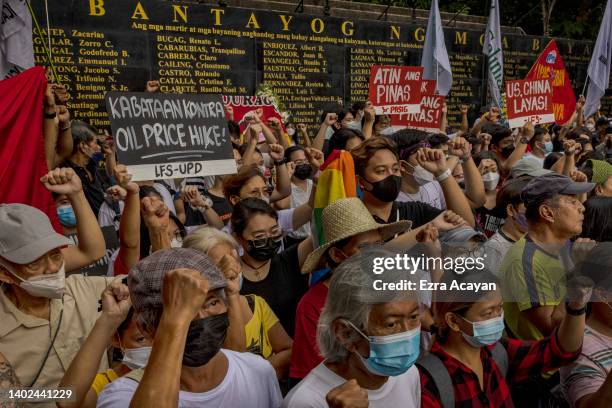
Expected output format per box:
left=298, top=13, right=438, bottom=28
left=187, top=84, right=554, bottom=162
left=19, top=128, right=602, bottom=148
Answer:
left=241, top=258, right=270, bottom=281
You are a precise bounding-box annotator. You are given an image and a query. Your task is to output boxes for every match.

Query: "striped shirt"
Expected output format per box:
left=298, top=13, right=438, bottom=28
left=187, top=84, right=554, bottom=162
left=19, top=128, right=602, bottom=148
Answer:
left=561, top=325, right=612, bottom=405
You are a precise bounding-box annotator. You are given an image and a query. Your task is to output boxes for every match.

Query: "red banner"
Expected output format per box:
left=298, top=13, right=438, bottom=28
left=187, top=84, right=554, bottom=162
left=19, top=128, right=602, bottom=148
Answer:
left=524, top=40, right=576, bottom=125
left=0, top=66, right=61, bottom=231
left=393, top=80, right=444, bottom=131
left=222, top=95, right=283, bottom=133
left=368, top=65, right=423, bottom=115
left=506, top=78, right=555, bottom=128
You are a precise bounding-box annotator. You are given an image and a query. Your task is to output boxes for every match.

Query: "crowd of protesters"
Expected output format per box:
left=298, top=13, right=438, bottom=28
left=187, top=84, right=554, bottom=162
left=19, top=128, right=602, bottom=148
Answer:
left=0, top=77, right=611, bottom=408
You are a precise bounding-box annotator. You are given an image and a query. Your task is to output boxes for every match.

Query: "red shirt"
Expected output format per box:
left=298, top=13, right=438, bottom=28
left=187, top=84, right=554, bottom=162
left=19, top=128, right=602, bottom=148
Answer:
left=289, top=282, right=328, bottom=379
left=419, top=331, right=580, bottom=407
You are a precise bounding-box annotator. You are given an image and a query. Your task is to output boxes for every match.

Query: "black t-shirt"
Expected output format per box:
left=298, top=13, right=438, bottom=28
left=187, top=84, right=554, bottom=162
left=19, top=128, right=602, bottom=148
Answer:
left=183, top=190, right=233, bottom=227
left=65, top=160, right=108, bottom=217
left=372, top=201, right=443, bottom=228
left=240, top=244, right=308, bottom=338
left=474, top=205, right=505, bottom=237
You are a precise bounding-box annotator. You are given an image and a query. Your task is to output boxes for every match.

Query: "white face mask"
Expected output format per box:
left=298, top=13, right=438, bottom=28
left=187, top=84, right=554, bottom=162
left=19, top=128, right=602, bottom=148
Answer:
left=346, top=121, right=362, bottom=131
left=122, top=346, right=152, bottom=370
left=482, top=172, right=500, bottom=191
left=380, top=127, right=395, bottom=136
left=170, top=238, right=183, bottom=248
left=287, top=128, right=296, bottom=137
left=325, top=126, right=335, bottom=140
left=5, top=262, right=66, bottom=299
left=406, top=162, right=434, bottom=186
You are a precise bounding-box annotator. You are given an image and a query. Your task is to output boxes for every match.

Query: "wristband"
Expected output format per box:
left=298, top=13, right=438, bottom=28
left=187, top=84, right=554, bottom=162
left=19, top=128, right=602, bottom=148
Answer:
left=459, top=154, right=471, bottom=164
left=274, top=160, right=284, bottom=166
left=44, top=111, right=57, bottom=119
left=60, top=124, right=71, bottom=131
left=435, top=168, right=451, bottom=182
left=519, top=137, right=529, bottom=144
left=565, top=302, right=587, bottom=316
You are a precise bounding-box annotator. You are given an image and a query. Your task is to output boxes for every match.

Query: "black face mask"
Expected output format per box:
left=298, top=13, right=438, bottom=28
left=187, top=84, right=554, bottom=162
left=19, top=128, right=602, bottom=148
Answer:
left=246, top=237, right=282, bottom=261
left=500, top=145, right=515, bottom=159
left=293, top=164, right=313, bottom=180
left=183, top=313, right=229, bottom=367
left=364, top=175, right=401, bottom=202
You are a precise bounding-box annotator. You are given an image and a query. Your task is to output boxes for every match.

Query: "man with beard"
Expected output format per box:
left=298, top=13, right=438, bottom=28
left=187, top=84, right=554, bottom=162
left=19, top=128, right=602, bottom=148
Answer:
left=97, top=248, right=282, bottom=407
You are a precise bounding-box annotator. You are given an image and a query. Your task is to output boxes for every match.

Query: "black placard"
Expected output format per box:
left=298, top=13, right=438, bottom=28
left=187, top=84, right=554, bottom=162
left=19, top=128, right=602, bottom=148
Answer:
left=105, top=91, right=236, bottom=180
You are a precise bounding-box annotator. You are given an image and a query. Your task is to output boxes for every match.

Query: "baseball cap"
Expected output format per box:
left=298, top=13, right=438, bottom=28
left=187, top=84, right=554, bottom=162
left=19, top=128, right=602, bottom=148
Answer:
left=0, top=204, right=72, bottom=264
left=128, top=248, right=227, bottom=314
left=511, top=158, right=552, bottom=178
left=521, top=173, right=595, bottom=205
left=439, top=225, right=487, bottom=245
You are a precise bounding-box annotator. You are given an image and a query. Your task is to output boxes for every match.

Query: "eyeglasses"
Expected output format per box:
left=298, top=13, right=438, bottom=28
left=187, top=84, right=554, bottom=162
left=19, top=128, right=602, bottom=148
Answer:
left=249, top=234, right=283, bottom=249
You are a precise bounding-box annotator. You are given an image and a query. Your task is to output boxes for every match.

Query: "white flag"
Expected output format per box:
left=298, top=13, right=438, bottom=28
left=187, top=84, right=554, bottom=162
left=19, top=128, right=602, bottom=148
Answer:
left=421, top=0, right=452, bottom=96
left=0, top=0, right=34, bottom=79
left=584, top=0, right=612, bottom=118
left=483, top=0, right=503, bottom=108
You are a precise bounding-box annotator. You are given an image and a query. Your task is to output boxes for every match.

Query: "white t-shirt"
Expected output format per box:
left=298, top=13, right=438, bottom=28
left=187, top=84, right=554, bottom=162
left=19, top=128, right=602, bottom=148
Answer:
left=222, top=208, right=295, bottom=256
left=282, top=363, right=420, bottom=408
left=98, top=201, right=124, bottom=231
left=483, top=229, right=517, bottom=278
left=397, top=182, right=446, bottom=210
left=288, top=179, right=313, bottom=239
left=523, top=153, right=545, bottom=167
left=97, top=350, right=282, bottom=408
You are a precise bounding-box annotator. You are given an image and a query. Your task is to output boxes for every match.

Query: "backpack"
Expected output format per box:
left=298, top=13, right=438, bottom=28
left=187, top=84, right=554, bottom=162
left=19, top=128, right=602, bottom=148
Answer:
left=416, top=342, right=508, bottom=408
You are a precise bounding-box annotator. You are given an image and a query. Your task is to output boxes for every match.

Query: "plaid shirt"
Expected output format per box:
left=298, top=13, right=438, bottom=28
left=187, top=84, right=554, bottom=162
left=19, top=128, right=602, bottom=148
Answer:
left=419, top=331, right=581, bottom=407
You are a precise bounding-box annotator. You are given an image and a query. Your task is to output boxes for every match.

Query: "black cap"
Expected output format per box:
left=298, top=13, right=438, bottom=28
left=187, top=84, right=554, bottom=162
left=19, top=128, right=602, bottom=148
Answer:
left=521, top=173, right=595, bottom=206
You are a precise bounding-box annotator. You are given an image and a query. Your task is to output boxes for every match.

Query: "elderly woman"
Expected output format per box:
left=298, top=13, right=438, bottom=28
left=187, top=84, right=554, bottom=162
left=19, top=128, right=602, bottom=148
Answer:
left=183, top=227, right=293, bottom=379
left=283, top=248, right=422, bottom=407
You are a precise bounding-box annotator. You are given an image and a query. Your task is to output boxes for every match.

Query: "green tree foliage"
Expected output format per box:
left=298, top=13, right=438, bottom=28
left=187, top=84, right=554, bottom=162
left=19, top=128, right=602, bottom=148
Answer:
left=353, top=0, right=605, bottom=41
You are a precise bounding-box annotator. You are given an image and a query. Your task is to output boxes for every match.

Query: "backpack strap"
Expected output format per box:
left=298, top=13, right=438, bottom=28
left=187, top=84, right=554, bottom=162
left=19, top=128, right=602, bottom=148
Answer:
left=124, top=368, right=145, bottom=383
left=416, top=353, right=455, bottom=408
left=491, top=342, right=508, bottom=378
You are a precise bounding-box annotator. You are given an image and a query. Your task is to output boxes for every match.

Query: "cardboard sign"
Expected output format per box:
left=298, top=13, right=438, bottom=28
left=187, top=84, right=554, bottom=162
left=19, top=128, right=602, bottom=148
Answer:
left=222, top=96, right=284, bottom=133
left=393, top=80, right=445, bottom=132
left=67, top=226, right=119, bottom=276
left=105, top=92, right=236, bottom=181
left=369, top=65, right=423, bottom=115
left=505, top=79, right=555, bottom=128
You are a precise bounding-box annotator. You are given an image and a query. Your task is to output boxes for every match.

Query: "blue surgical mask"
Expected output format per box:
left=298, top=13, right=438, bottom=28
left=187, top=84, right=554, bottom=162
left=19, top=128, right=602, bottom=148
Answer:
left=91, top=151, right=105, bottom=163
left=57, top=205, right=76, bottom=227
left=238, top=273, right=243, bottom=290
left=459, top=313, right=504, bottom=348
left=543, top=141, right=553, bottom=155
left=346, top=320, right=421, bottom=377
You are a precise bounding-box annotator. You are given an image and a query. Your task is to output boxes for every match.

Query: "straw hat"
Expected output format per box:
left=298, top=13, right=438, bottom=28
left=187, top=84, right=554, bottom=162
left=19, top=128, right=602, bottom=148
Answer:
left=302, top=198, right=411, bottom=274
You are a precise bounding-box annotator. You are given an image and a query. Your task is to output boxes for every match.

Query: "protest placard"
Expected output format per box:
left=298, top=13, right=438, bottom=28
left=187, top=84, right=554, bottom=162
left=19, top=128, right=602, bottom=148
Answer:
left=369, top=65, right=423, bottom=115
left=223, top=95, right=284, bottom=133
left=393, top=80, right=445, bottom=131
left=105, top=92, right=237, bottom=181
left=505, top=78, right=555, bottom=128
